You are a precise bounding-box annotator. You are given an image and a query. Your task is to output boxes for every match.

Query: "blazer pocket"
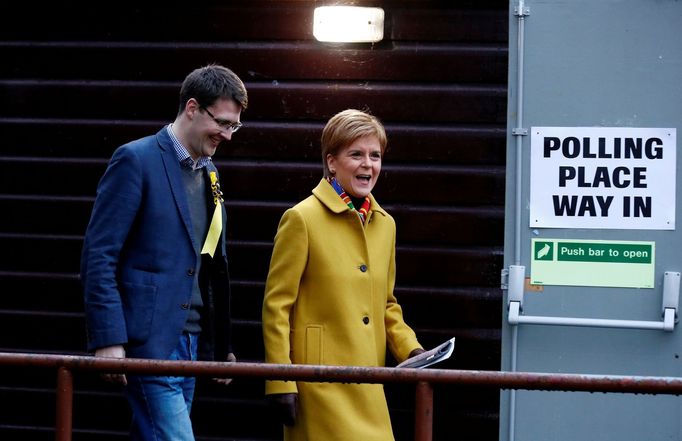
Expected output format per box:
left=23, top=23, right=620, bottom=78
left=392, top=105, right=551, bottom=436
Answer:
left=120, top=282, right=158, bottom=345
left=305, top=325, right=323, bottom=365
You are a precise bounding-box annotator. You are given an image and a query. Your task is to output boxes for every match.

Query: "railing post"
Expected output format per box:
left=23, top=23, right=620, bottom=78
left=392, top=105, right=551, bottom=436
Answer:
left=55, top=366, right=73, bottom=441
left=414, top=381, right=434, bottom=441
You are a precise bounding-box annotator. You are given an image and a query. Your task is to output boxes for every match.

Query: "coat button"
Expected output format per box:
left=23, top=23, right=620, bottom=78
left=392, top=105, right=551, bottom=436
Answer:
left=362, top=316, right=370, bottom=325
left=181, top=303, right=190, bottom=310
left=187, top=268, right=195, bottom=276
left=359, top=264, right=367, bottom=272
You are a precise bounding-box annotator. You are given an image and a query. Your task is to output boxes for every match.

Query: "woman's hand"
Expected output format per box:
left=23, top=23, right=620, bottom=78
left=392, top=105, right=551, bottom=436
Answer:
left=267, top=393, right=298, bottom=426
left=408, top=348, right=426, bottom=358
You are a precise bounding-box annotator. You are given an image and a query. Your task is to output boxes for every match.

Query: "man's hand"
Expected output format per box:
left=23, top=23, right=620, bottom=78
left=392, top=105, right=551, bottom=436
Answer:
left=267, top=393, right=298, bottom=426
left=95, top=345, right=127, bottom=386
left=213, top=352, right=237, bottom=386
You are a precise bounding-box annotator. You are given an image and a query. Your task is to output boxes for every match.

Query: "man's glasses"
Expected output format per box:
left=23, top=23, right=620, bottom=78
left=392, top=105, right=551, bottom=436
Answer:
left=201, top=106, right=242, bottom=133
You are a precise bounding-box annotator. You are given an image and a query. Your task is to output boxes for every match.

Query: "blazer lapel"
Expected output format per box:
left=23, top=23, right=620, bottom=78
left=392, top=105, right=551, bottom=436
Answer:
left=157, top=128, right=195, bottom=247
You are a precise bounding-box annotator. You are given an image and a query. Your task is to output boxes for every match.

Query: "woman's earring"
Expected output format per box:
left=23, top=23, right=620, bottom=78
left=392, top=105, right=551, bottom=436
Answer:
left=330, top=169, right=336, bottom=174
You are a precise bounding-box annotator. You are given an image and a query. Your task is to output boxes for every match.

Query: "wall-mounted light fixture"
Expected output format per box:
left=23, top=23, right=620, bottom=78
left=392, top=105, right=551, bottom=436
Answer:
left=313, top=6, right=384, bottom=43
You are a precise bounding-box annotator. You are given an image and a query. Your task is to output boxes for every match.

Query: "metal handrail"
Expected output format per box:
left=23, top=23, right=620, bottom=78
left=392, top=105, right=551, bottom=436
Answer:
left=2, top=352, right=682, bottom=441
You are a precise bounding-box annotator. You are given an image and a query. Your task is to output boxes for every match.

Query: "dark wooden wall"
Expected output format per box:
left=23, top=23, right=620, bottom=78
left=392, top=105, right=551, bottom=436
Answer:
left=0, top=1, right=507, bottom=440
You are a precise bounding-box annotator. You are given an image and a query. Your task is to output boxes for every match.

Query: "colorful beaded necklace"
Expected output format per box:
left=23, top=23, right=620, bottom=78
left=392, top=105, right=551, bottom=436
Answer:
left=326, top=177, right=371, bottom=224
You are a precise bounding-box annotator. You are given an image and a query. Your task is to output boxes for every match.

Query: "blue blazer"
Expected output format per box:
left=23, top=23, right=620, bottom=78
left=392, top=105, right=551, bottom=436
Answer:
left=81, top=127, right=232, bottom=360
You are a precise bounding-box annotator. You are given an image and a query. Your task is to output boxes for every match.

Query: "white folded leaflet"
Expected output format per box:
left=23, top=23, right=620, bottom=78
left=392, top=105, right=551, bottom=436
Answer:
left=396, top=337, right=456, bottom=369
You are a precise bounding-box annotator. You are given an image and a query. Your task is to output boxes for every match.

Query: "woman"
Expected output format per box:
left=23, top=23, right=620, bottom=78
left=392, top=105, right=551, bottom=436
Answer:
left=262, top=109, right=424, bottom=441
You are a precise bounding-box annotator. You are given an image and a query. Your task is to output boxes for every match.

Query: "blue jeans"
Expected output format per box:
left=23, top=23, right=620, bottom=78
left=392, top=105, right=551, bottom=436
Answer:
left=125, top=332, right=198, bottom=441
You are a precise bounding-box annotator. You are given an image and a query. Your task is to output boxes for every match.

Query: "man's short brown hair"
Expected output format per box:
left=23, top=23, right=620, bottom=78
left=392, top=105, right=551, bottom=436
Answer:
left=178, top=64, right=248, bottom=115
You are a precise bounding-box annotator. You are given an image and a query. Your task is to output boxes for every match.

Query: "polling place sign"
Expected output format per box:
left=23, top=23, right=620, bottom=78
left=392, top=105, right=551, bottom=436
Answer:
left=530, top=127, right=676, bottom=229
left=531, top=239, right=655, bottom=288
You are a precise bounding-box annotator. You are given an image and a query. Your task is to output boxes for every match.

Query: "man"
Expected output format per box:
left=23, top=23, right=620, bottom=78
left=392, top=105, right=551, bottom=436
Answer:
left=81, top=64, right=248, bottom=440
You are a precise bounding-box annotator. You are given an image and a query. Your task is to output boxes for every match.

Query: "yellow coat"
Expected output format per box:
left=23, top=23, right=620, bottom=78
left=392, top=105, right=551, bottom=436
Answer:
left=263, top=179, right=422, bottom=441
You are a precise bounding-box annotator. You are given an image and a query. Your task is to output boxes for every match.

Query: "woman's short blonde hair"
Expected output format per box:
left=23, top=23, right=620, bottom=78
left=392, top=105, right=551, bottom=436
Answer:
left=321, top=109, right=387, bottom=177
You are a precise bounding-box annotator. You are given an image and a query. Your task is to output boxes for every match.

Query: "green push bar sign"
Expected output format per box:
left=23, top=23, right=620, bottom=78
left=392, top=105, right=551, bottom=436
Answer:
left=531, top=239, right=655, bottom=288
